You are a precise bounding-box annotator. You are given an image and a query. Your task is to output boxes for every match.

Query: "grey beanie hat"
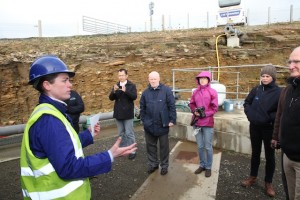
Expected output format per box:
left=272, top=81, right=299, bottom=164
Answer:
left=261, top=65, right=276, bottom=80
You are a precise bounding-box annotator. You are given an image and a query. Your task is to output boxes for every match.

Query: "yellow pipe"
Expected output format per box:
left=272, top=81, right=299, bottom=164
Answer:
left=215, top=34, right=226, bottom=82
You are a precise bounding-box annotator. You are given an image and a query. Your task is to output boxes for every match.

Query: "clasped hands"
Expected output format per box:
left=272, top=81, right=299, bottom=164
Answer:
left=114, top=84, right=125, bottom=92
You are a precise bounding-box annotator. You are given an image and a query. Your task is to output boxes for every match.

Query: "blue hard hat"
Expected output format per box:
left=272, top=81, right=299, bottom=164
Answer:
left=28, top=55, right=75, bottom=84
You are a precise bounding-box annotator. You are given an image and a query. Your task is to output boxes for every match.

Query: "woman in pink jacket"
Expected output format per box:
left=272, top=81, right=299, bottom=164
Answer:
left=189, top=71, right=218, bottom=177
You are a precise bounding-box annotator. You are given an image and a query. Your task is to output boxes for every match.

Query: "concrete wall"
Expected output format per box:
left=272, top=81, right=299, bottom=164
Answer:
left=169, top=109, right=252, bottom=155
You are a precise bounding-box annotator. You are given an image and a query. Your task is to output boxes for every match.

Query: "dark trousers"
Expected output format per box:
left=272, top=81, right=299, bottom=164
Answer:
left=281, top=151, right=290, bottom=200
left=249, top=124, right=275, bottom=183
left=144, top=132, right=169, bottom=169
left=73, top=123, right=80, bottom=134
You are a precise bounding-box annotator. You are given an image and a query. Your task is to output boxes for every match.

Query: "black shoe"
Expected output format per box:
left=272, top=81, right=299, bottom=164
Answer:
left=147, top=166, right=159, bottom=174
left=205, top=169, right=211, bottom=177
left=194, top=167, right=205, bottom=174
left=128, top=153, right=136, bottom=160
left=161, top=168, right=168, bottom=175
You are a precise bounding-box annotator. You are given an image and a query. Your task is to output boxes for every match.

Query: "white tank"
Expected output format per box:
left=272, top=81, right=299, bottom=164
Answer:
left=210, top=81, right=226, bottom=106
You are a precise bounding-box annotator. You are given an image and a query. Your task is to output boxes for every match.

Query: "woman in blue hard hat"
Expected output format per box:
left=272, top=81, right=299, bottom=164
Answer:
left=20, top=55, right=137, bottom=200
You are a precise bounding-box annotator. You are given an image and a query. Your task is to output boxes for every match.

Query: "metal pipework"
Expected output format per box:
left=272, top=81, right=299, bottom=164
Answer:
left=224, top=24, right=242, bottom=36
left=0, top=112, right=114, bottom=137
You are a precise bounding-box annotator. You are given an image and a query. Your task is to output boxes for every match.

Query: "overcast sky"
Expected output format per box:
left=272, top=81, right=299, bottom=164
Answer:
left=0, top=0, right=299, bottom=38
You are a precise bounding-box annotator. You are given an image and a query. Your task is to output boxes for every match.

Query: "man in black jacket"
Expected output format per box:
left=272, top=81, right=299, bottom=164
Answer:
left=109, top=69, right=137, bottom=160
left=272, top=46, right=300, bottom=200
left=65, top=90, right=85, bottom=133
left=140, top=71, right=176, bottom=175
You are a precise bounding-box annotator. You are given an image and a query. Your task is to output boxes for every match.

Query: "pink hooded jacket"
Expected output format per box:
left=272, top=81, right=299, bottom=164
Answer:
left=189, top=71, right=218, bottom=127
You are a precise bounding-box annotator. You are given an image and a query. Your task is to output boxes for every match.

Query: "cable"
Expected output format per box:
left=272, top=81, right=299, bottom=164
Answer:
left=216, top=33, right=226, bottom=81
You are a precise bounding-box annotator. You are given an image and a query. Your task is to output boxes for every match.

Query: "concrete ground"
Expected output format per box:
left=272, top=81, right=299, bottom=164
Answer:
left=131, top=141, right=221, bottom=200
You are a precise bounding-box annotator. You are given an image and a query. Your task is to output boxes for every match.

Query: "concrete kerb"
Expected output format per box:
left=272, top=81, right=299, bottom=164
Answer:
left=170, top=110, right=252, bottom=155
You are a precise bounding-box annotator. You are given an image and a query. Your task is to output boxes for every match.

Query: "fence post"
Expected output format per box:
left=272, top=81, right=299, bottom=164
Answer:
left=162, top=15, right=165, bottom=31
left=290, top=4, right=294, bottom=23
left=268, top=7, right=271, bottom=25
left=187, top=13, right=190, bottom=29
left=247, top=9, right=250, bottom=26
left=34, top=20, right=42, bottom=37
left=207, top=12, right=209, bottom=28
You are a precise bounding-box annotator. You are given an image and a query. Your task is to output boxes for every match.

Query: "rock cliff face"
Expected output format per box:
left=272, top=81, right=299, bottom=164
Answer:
left=1, top=22, right=300, bottom=125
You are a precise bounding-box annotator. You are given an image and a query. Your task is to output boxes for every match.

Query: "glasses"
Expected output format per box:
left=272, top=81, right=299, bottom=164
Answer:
left=287, top=60, right=300, bottom=65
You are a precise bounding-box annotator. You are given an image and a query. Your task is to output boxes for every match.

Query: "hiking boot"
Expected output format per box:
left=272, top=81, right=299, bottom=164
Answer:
left=194, top=167, right=205, bottom=174
left=241, top=176, right=257, bottom=187
left=205, top=169, right=212, bottom=177
left=265, top=182, right=275, bottom=197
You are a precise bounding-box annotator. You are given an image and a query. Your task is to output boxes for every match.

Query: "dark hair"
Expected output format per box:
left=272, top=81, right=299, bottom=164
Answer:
left=118, top=68, right=128, bottom=75
left=34, top=73, right=59, bottom=93
left=197, top=77, right=209, bottom=84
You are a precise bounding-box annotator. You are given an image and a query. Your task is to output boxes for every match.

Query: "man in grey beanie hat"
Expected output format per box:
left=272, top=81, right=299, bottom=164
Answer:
left=261, top=65, right=277, bottom=80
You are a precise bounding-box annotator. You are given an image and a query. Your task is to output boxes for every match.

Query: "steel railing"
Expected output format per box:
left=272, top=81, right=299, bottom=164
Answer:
left=172, top=64, right=289, bottom=100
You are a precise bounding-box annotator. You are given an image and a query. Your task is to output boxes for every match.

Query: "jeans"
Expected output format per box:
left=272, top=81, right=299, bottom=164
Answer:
left=249, top=124, right=275, bottom=183
left=195, top=126, right=214, bottom=169
left=115, top=119, right=135, bottom=149
left=283, top=153, right=300, bottom=200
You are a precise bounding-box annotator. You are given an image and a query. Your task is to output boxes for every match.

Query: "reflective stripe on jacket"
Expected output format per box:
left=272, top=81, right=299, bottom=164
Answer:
left=20, top=103, right=91, bottom=200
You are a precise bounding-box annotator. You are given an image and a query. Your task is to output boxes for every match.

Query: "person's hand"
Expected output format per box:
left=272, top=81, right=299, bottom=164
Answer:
left=168, top=122, right=174, bottom=127
left=120, top=85, right=126, bottom=92
left=88, top=122, right=100, bottom=137
left=194, top=111, right=200, bottom=116
left=109, top=137, right=137, bottom=158
left=93, top=123, right=100, bottom=137
left=113, top=84, right=119, bottom=91
left=271, top=139, right=279, bottom=149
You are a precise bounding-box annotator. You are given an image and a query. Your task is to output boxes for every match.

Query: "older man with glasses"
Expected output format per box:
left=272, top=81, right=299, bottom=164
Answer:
left=272, top=46, right=300, bottom=200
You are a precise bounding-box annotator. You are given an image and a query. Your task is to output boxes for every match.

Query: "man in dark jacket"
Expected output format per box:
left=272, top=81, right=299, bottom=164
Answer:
left=65, top=90, right=85, bottom=133
left=109, top=69, right=137, bottom=160
left=140, top=71, right=176, bottom=175
left=241, top=65, right=281, bottom=197
left=272, top=46, right=300, bottom=200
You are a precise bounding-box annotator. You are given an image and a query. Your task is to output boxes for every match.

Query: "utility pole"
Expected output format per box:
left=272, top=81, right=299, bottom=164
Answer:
left=149, top=2, right=154, bottom=32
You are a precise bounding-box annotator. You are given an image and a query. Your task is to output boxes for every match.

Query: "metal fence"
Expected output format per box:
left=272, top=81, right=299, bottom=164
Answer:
left=0, top=5, right=299, bottom=38
left=150, top=5, right=300, bottom=31
left=82, top=16, right=131, bottom=34
left=171, top=64, right=289, bottom=101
